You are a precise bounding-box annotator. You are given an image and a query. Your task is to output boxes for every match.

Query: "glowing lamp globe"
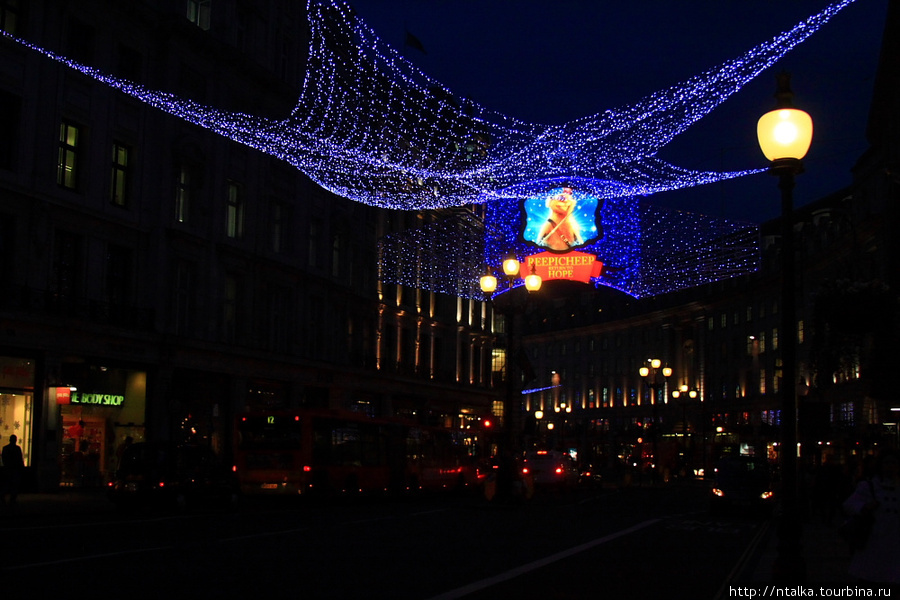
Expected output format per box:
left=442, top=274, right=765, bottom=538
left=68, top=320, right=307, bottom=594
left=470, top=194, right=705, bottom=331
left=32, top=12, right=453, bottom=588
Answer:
left=502, top=254, right=520, bottom=278
left=757, top=108, right=812, bottom=162
left=480, top=272, right=498, bottom=294
left=524, top=269, right=542, bottom=292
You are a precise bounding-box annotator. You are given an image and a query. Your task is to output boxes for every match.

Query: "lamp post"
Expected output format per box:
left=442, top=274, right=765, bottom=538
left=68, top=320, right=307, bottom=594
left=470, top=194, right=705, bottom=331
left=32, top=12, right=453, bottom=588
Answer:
left=638, top=359, right=672, bottom=482
left=672, top=386, right=698, bottom=477
left=480, top=255, right=542, bottom=460
left=757, top=72, right=812, bottom=583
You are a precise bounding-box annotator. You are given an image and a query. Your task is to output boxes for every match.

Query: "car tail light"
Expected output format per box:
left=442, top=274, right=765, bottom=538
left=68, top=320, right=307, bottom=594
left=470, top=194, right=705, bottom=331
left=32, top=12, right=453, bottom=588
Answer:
left=232, top=465, right=237, bottom=472
left=555, top=466, right=564, bottom=474
left=303, top=465, right=312, bottom=472
left=522, top=467, right=530, bottom=475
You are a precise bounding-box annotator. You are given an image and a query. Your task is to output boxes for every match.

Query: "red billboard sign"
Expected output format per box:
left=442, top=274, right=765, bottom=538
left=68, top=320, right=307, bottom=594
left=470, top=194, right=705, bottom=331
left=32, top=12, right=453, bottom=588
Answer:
left=523, top=251, right=603, bottom=284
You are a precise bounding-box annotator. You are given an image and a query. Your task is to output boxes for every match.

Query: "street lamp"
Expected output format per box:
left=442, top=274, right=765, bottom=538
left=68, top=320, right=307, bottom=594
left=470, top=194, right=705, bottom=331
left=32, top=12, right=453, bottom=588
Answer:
left=672, top=385, right=698, bottom=477
left=480, top=254, right=542, bottom=460
left=757, top=71, right=812, bottom=583
left=638, top=358, right=672, bottom=481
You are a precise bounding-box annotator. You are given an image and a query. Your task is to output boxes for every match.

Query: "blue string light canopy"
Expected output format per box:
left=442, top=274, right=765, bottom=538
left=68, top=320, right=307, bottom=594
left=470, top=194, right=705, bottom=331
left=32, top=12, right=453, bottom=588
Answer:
left=1, top=0, right=856, bottom=211
left=0, top=1, right=857, bottom=298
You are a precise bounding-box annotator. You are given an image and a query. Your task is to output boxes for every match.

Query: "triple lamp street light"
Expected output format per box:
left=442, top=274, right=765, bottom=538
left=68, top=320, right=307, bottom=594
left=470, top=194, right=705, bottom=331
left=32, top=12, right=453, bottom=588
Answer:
left=479, top=253, right=543, bottom=295
left=479, top=253, right=542, bottom=459
left=638, top=359, right=671, bottom=480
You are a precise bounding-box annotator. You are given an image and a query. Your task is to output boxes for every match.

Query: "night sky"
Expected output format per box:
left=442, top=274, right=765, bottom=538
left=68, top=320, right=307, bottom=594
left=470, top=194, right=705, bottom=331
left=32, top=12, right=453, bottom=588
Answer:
left=348, top=0, right=888, bottom=223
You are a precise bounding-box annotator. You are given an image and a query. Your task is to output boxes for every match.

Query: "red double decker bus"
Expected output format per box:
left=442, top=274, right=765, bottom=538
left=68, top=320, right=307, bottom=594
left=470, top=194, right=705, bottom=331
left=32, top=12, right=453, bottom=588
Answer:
left=234, top=409, right=479, bottom=497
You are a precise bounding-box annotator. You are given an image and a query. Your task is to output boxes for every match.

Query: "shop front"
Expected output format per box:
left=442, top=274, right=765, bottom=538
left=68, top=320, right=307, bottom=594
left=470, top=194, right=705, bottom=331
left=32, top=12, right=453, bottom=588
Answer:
left=0, top=356, right=35, bottom=473
left=54, top=363, right=147, bottom=487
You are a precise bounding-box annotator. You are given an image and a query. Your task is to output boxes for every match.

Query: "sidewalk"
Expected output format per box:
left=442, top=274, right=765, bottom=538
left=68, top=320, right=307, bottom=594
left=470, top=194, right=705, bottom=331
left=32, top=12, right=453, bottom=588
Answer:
left=0, top=488, right=115, bottom=521
left=716, top=516, right=854, bottom=596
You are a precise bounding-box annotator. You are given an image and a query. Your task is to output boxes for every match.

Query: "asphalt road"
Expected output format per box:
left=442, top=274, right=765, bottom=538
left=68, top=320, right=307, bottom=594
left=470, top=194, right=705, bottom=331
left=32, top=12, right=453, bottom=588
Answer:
left=1, top=483, right=764, bottom=599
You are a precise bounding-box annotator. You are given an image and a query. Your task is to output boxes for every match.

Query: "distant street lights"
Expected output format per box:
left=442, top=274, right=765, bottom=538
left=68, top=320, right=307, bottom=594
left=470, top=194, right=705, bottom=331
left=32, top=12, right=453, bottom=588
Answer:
left=480, top=255, right=542, bottom=458
left=757, top=72, right=813, bottom=584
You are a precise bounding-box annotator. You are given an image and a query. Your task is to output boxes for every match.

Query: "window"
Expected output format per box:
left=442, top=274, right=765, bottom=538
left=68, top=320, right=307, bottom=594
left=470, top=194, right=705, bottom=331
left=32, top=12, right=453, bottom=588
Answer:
left=759, top=369, right=766, bottom=395
left=223, top=273, right=238, bottom=342
left=0, top=89, right=20, bottom=170
left=0, top=214, right=14, bottom=281
left=797, top=320, right=805, bottom=344
left=106, top=244, right=133, bottom=306
left=116, top=44, right=143, bottom=84
left=331, top=232, right=342, bottom=278
left=308, top=219, right=320, bottom=267
left=52, top=230, right=83, bottom=297
left=271, top=201, right=286, bottom=253
left=110, top=142, right=130, bottom=207
left=772, top=327, right=779, bottom=351
left=57, top=121, right=81, bottom=190
left=0, top=0, right=19, bottom=34
left=173, top=260, right=195, bottom=336
left=226, top=181, right=244, bottom=239
left=175, top=166, right=193, bottom=223
left=186, top=0, right=211, bottom=30
left=65, top=19, right=94, bottom=65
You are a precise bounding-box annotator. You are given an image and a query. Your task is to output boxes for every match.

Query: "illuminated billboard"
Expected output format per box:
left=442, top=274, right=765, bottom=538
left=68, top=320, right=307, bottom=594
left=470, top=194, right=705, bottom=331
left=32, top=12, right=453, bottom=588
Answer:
left=522, top=186, right=603, bottom=252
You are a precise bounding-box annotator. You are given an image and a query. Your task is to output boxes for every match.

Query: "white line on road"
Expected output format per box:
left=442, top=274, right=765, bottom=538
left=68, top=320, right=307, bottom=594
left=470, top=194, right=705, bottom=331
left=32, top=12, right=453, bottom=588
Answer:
left=426, top=518, right=662, bottom=600
left=2, top=546, right=175, bottom=571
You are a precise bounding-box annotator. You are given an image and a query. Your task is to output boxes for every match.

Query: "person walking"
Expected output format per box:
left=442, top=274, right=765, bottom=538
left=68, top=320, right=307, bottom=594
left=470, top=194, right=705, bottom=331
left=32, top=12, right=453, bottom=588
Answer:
left=842, top=449, right=900, bottom=584
left=1, top=434, right=25, bottom=507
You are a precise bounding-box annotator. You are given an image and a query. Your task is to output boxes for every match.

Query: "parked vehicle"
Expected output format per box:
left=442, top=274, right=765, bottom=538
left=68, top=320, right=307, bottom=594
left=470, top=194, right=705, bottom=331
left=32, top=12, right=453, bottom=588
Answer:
left=108, top=442, right=241, bottom=510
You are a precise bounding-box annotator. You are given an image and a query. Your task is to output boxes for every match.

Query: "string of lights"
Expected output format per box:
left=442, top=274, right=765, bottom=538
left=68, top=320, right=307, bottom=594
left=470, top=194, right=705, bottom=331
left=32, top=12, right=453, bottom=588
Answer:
left=1, top=0, right=855, bottom=299
left=1, top=0, right=855, bottom=211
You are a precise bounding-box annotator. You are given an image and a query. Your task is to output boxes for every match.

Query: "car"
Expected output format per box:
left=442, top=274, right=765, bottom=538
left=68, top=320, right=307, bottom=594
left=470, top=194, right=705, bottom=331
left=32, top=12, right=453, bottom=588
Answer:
left=709, top=455, right=775, bottom=515
left=108, top=442, right=241, bottom=510
left=522, top=450, right=579, bottom=490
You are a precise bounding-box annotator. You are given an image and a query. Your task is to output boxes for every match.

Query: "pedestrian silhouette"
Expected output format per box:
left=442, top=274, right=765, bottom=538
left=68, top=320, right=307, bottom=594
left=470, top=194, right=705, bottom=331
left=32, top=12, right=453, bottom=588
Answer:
left=1, top=434, right=25, bottom=508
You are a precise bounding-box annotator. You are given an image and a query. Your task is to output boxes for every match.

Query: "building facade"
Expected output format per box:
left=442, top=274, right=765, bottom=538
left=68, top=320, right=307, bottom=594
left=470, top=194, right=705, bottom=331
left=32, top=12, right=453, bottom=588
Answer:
left=0, top=0, right=495, bottom=490
left=518, top=2, right=900, bottom=479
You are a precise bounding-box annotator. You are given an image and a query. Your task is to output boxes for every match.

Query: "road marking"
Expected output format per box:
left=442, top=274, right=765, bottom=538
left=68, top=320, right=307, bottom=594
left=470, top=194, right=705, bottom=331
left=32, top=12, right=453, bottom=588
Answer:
left=712, top=520, right=772, bottom=600
left=2, top=546, right=175, bottom=571
left=426, top=518, right=662, bottom=600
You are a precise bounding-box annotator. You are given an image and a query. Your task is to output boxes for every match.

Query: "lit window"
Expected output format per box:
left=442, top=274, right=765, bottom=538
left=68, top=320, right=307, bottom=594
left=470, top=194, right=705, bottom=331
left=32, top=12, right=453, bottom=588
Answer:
left=186, top=0, right=211, bottom=30
left=0, top=0, right=19, bottom=35
left=226, top=181, right=244, bottom=239
left=57, top=121, right=80, bottom=190
left=175, top=166, right=192, bottom=223
left=110, top=142, right=130, bottom=207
